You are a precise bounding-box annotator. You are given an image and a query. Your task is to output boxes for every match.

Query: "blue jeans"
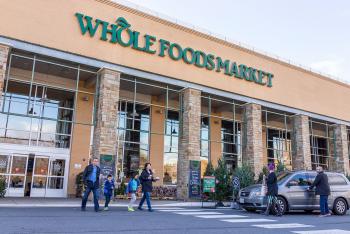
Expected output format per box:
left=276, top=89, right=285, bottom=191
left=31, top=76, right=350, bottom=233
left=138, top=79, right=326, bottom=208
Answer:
left=320, top=195, right=329, bottom=215
left=104, top=195, right=111, bottom=208
left=81, top=183, right=99, bottom=211
left=138, top=192, right=152, bottom=210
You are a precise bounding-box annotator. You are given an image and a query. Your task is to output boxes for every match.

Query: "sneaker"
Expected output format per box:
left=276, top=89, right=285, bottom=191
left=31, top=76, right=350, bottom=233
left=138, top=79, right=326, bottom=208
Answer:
left=318, top=214, right=327, bottom=217
left=128, top=207, right=135, bottom=212
left=103, top=207, right=109, bottom=211
left=137, top=207, right=143, bottom=211
left=325, top=213, right=332, bottom=217
left=148, top=209, right=154, bottom=212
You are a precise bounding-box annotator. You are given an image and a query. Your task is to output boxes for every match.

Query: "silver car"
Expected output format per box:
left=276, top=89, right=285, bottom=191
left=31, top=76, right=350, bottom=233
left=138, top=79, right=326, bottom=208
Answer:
left=238, top=170, right=350, bottom=215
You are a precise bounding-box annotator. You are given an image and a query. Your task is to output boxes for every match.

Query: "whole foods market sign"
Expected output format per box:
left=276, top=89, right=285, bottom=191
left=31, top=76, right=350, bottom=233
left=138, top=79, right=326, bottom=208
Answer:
left=75, top=13, right=274, bottom=87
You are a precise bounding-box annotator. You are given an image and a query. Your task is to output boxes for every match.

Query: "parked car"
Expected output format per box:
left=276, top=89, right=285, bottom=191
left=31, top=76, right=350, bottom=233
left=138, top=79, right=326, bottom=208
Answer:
left=238, top=170, right=350, bottom=215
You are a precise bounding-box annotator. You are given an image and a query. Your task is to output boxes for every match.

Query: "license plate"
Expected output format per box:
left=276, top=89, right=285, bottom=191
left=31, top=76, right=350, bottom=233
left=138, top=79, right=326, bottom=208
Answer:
left=239, top=198, right=244, bottom=203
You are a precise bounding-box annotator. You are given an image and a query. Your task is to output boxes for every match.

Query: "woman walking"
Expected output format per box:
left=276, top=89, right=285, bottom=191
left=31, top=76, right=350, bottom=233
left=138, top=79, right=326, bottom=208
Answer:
left=264, top=163, right=282, bottom=216
left=137, top=163, right=159, bottom=212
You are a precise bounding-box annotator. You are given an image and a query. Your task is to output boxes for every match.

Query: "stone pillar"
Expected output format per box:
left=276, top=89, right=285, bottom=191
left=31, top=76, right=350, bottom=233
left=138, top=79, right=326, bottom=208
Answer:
left=330, top=124, right=349, bottom=174
left=0, top=44, right=11, bottom=110
left=177, top=88, right=201, bottom=200
left=242, top=103, right=263, bottom=179
left=92, top=68, right=120, bottom=168
left=291, top=115, right=312, bottom=170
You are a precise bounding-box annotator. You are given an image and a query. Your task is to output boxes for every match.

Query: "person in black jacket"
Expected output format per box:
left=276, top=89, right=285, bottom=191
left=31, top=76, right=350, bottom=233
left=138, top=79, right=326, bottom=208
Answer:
left=81, top=158, right=101, bottom=212
left=264, top=163, right=282, bottom=216
left=308, top=166, right=331, bottom=217
left=137, top=163, right=159, bottom=212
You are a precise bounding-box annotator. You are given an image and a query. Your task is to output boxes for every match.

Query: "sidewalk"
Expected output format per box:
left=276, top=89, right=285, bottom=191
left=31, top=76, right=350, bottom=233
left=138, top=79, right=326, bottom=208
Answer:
left=0, top=197, right=224, bottom=208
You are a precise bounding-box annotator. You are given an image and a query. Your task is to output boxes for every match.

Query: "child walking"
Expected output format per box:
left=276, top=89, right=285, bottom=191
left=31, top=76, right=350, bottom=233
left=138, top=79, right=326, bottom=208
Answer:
left=103, top=174, right=115, bottom=211
left=127, top=173, right=140, bottom=212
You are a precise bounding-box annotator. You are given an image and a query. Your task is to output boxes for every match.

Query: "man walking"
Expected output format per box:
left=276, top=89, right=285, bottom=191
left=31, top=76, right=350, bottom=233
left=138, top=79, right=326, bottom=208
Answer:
left=81, top=157, right=101, bottom=212
left=309, top=166, right=331, bottom=217
left=264, top=163, right=282, bottom=216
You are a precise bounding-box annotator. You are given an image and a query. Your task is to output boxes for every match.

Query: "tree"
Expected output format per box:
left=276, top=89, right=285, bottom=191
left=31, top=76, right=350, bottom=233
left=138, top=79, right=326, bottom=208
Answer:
left=204, top=161, right=215, bottom=176
left=257, top=166, right=269, bottom=183
left=214, top=159, right=232, bottom=205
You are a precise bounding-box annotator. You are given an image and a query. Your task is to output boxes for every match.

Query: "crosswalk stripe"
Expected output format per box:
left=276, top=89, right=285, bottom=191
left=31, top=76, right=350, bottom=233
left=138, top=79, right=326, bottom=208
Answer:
left=158, top=209, right=202, bottom=212
left=253, top=223, right=314, bottom=229
left=195, top=215, right=247, bottom=219
left=221, top=218, right=276, bottom=223
left=292, top=230, right=350, bottom=234
left=152, top=207, right=184, bottom=210
left=174, top=212, right=223, bottom=215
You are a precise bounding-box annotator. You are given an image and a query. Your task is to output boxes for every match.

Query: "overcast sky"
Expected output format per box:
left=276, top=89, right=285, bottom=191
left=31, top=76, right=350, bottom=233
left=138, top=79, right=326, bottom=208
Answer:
left=122, top=0, right=350, bottom=83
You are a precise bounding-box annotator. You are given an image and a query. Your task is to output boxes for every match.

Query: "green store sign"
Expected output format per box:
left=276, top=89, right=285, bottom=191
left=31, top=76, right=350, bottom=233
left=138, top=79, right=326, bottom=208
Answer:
left=75, top=13, right=274, bottom=87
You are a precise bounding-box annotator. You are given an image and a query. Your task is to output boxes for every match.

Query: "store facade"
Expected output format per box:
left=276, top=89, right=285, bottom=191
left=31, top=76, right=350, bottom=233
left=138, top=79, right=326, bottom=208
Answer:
left=0, top=0, right=349, bottom=199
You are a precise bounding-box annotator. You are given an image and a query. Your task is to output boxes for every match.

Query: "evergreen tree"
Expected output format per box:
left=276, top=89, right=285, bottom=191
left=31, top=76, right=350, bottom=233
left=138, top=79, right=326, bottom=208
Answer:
left=204, top=161, right=215, bottom=176
left=214, top=159, right=231, bottom=204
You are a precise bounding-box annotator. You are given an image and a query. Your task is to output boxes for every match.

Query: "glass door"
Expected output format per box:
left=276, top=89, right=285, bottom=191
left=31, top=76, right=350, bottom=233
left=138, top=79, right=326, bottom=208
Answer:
left=6, top=155, right=28, bottom=197
left=45, top=158, right=66, bottom=197
left=30, top=156, right=49, bottom=197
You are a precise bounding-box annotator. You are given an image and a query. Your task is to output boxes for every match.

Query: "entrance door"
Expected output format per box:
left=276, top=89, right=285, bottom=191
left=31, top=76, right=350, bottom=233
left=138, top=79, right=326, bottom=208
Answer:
left=30, top=156, right=49, bottom=197
left=45, top=158, right=66, bottom=197
left=1, top=154, right=29, bottom=197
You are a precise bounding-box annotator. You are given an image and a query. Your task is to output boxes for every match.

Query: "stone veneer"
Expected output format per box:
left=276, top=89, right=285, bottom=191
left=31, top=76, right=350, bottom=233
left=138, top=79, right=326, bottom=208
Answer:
left=242, top=103, right=263, bottom=178
left=330, top=124, right=350, bottom=174
left=92, top=68, right=120, bottom=163
left=0, top=44, right=11, bottom=110
left=291, top=115, right=312, bottom=170
left=177, top=88, right=201, bottom=200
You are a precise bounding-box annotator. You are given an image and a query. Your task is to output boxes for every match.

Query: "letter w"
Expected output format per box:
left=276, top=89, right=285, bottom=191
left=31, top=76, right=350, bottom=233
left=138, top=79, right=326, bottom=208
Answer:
left=75, top=13, right=101, bottom=37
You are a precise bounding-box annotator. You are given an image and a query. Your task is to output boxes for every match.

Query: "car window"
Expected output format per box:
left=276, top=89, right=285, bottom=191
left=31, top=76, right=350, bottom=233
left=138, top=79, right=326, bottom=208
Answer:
left=287, top=173, right=310, bottom=186
left=307, top=173, right=317, bottom=185
left=328, top=174, right=347, bottom=185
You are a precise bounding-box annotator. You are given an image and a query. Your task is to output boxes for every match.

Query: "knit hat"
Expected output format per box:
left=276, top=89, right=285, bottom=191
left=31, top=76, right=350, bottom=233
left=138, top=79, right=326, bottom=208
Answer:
left=268, top=163, right=275, bottom=171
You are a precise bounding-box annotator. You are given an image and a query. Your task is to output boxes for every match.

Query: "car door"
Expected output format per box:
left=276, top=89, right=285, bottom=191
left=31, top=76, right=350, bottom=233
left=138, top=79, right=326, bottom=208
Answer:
left=306, top=172, right=318, bottom=208
left=285, top=173, right=313, bottom=209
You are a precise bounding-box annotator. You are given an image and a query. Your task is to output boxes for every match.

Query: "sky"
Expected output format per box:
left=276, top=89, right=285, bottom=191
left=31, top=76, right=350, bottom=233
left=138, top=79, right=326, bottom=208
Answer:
left=122, top=0, right=350, bottom=83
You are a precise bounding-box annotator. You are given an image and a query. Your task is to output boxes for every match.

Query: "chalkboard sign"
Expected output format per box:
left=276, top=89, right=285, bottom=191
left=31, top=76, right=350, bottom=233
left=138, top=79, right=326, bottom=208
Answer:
left=203, top=176, right=216, bottom=193
left=189, top=160, right=201, bottom=198
left=100, top=154, right=115, bottom=179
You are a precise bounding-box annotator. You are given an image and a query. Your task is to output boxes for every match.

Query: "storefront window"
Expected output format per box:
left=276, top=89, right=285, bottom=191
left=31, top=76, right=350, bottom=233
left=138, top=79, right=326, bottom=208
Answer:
left=309, top=120, right=333, bottom=170
left=262, top=109, right=292, bottom=169
left=1, top=52, right=98, bottom=149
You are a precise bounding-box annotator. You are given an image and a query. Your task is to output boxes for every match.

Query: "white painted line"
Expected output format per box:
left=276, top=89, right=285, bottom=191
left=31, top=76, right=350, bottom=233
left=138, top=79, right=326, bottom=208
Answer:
left=293, top=230, right=350, bottom=234
left=253, top=223, right=314, bottom=229
left=152, top=207, right=184, bottom=210
left=196, top=215, right=247, bottom=219
left=222, top=218, right=276, bottom=223
left=159, top=209, right=202, bottom=212
left=174, top=212, right=223, bottom=215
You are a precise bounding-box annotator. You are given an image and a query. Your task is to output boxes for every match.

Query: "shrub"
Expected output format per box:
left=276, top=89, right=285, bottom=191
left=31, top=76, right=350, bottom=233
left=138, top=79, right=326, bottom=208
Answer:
left=204, top=161, right=215, bottom=176
left=257, top=166, right=269, bottom=183
left=115, top=180, right=127, bottom=196
left=75, top=172, right=84, bottom=198
left=0, top=176, right=6, bottom=198
left=233, top=164, right=255, bottom=191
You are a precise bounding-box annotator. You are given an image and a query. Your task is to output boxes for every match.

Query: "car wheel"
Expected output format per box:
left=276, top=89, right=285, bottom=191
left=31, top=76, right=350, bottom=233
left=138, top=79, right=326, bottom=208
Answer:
left=333, top=198, right=347, bottom=216
left=244, top=208, right=257, bottom=212
left=273, top=196, right=287, bottom=215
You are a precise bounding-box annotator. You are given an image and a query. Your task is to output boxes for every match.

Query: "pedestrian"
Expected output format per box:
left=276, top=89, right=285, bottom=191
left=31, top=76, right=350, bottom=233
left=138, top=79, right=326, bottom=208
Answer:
left=308, top=166, right=331, bottom=217
left=264, top=163, right=282, bottom=216
left=103, top=174, right=115, bottom=211
left=137, top=163, right=159, bottom=212
left=127, top=173, right=140, bottom=212
left=81, top=157, right=101, bottom=212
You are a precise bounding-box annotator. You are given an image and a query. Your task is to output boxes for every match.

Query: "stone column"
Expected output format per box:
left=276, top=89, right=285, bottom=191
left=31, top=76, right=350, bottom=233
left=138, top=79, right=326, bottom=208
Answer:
left=0, top=44, right=11, bottom=110
left=291, top=115, right=312, bottom=170
left=92, top=68, right=120, bottom=167
left=330, top=124, right=349, bottom=174
left=177, top=88, right=201, bottom=200
left=242, top=103, right=263, bottom=179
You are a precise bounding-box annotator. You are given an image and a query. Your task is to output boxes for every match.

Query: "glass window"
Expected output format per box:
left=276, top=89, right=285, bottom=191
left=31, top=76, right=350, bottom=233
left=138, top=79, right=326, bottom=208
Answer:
left=288, top=173, right=310, bottom=186
left=328, top=174, right=347, bottom=185
left=0, top=155, right=10, bottom=174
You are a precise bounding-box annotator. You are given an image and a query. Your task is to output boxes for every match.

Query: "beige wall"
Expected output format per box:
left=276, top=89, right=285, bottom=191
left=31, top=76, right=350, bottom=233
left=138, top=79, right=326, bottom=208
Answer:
left=0, top=0, right=349, bottom=122
left=210, top=116, right=222, bottom=167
